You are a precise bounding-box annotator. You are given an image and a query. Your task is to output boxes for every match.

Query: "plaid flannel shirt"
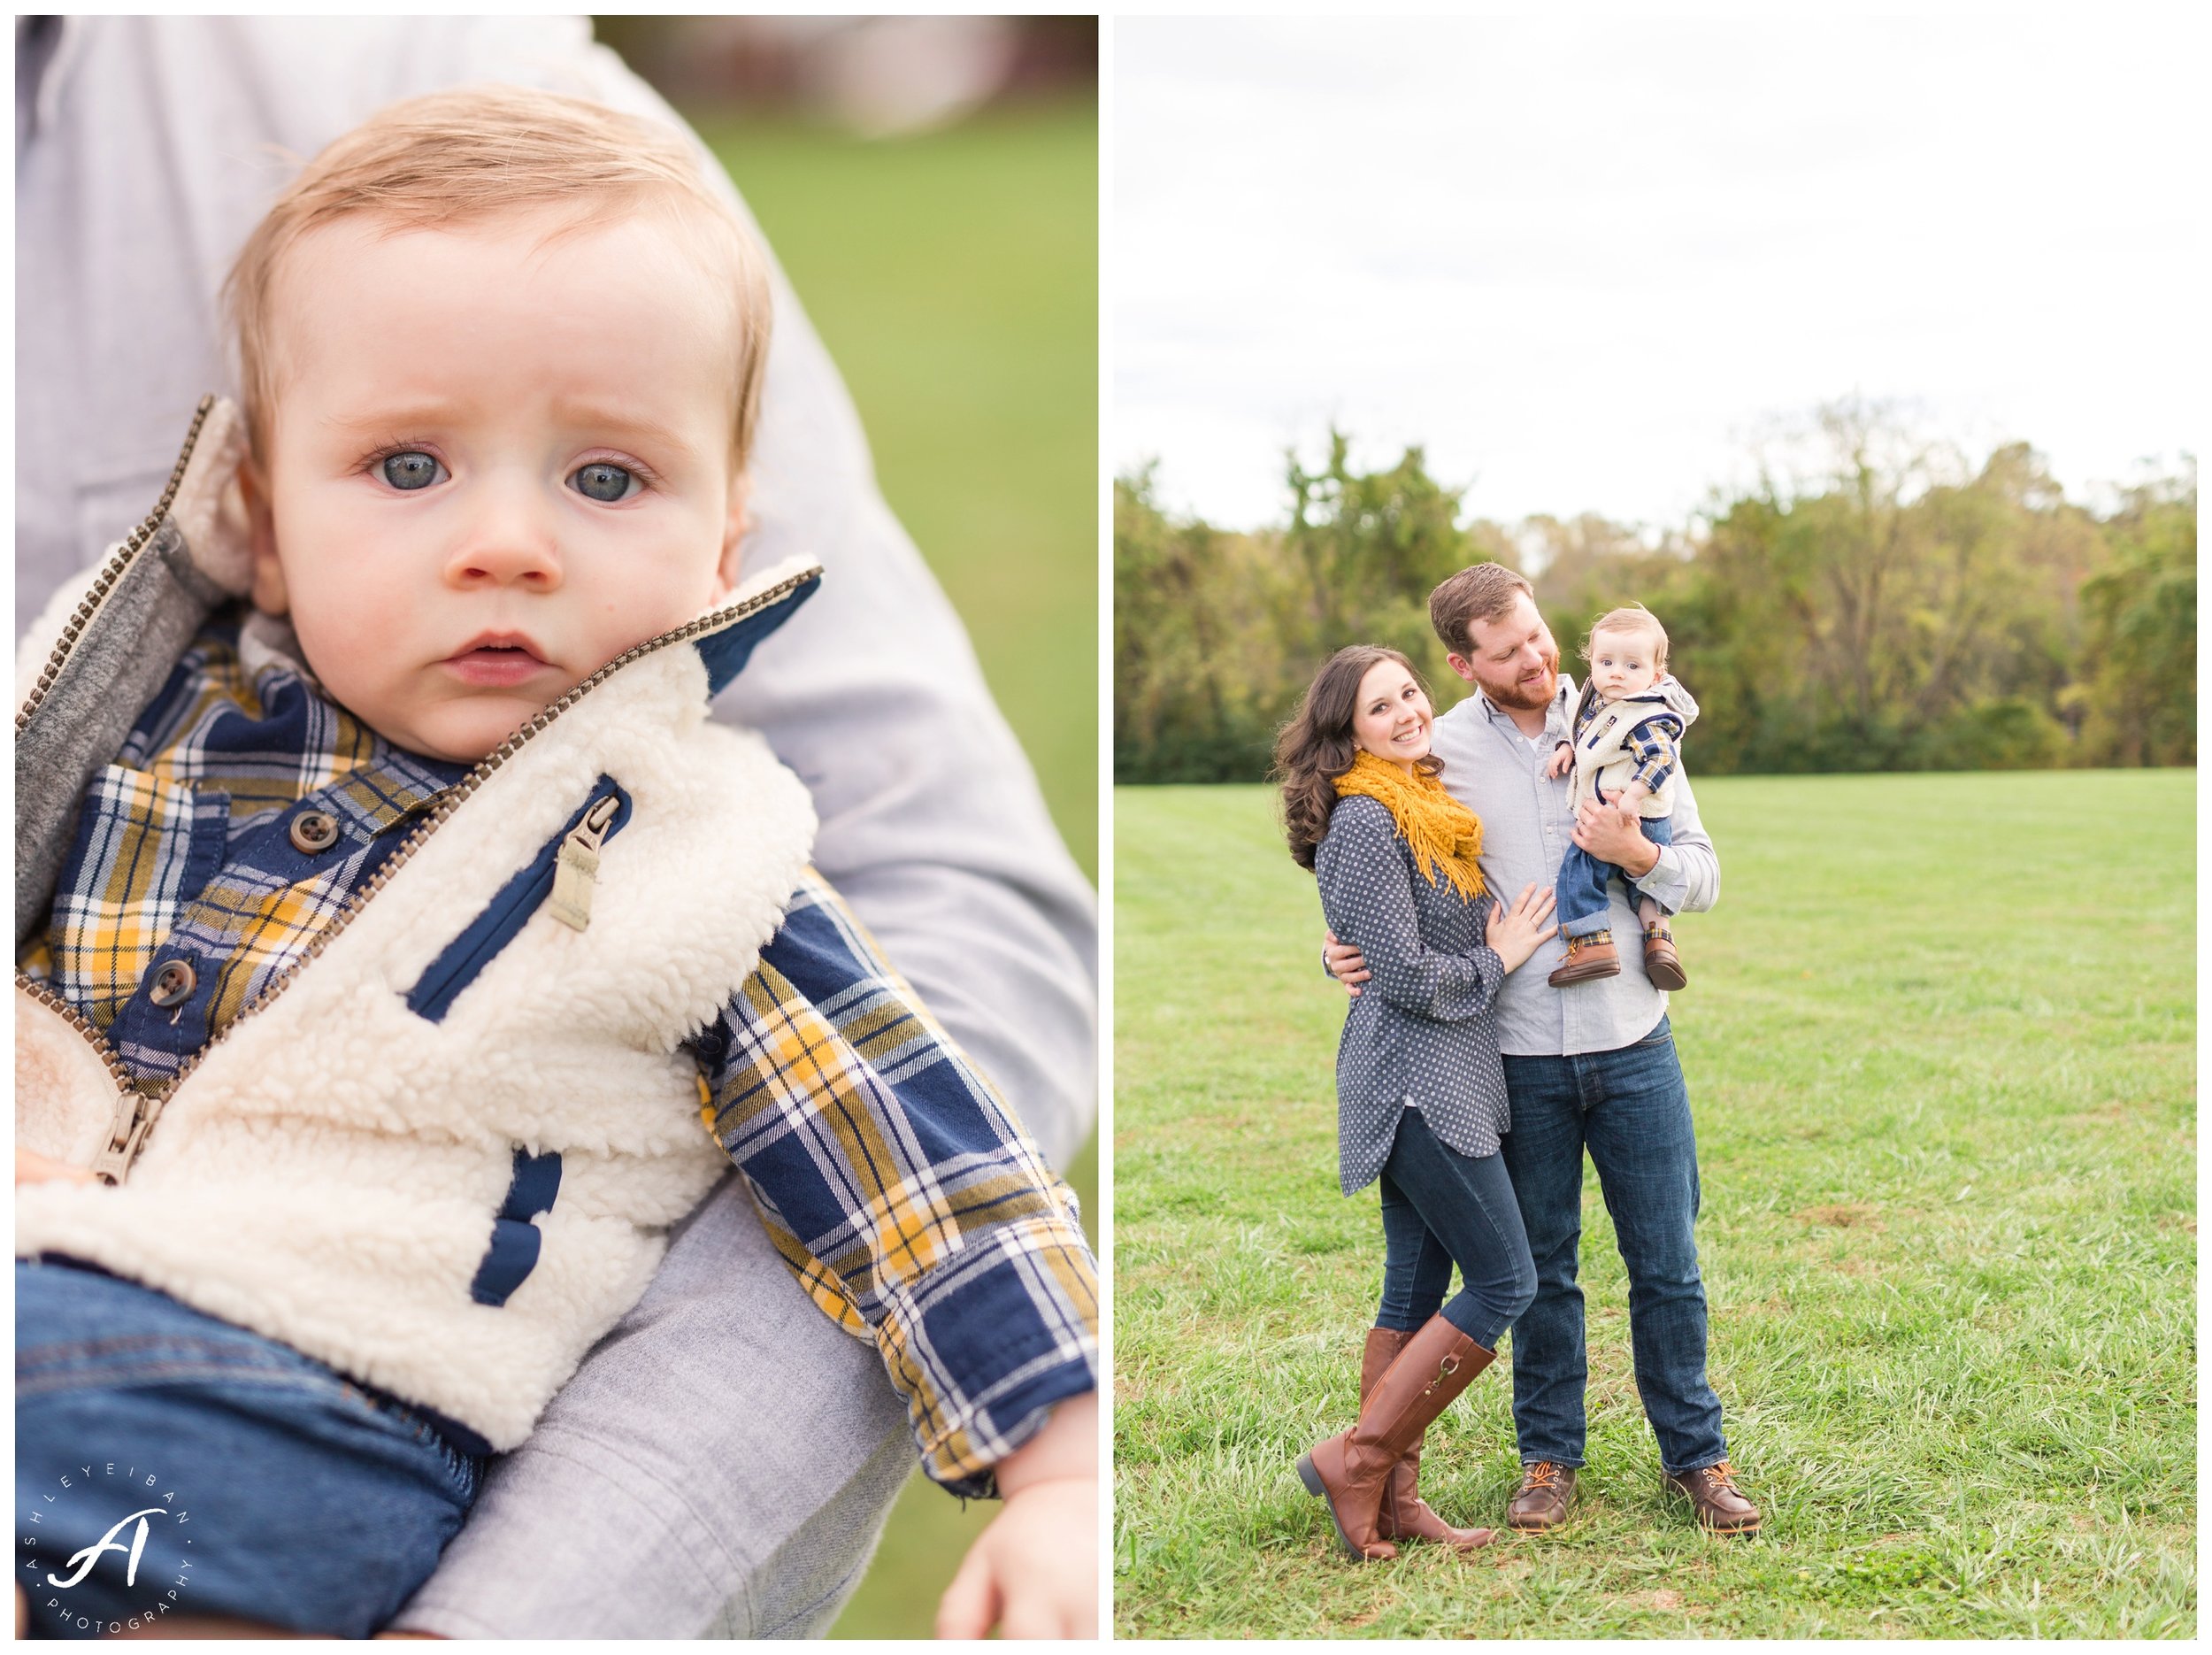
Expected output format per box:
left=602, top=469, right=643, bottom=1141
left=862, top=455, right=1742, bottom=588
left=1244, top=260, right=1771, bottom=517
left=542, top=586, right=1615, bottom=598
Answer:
left=19, top=612, right=1098, bottom=1494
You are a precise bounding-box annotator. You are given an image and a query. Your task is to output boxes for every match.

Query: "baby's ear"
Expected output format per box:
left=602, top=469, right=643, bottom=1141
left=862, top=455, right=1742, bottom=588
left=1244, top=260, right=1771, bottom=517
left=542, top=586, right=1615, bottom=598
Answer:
left=710, top=471, right=753, bottom=604
left=239, top=458, right=288, bottom=616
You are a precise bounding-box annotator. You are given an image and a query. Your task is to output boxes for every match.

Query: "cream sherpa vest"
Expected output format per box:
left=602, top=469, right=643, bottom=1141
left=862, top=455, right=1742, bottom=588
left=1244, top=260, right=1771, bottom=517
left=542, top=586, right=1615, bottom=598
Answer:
left=1569, top=682, right=1696, bottom=820
left=15, top=399, right=820, bottom=1451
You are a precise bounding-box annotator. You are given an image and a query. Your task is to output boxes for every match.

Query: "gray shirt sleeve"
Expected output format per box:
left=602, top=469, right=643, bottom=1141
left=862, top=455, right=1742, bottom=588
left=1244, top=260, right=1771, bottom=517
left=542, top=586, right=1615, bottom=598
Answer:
left=1630, top=766, right=1720, bottom=917
left=16, top=16, right=1094, bottom=1637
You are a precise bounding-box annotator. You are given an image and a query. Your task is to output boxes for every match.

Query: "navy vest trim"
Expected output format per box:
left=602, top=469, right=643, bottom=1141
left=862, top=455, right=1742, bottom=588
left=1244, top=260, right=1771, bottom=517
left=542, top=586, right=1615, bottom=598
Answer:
left=469, top=1147, right=563, bottom=1308
left=695, top=573, right=819, bottom=697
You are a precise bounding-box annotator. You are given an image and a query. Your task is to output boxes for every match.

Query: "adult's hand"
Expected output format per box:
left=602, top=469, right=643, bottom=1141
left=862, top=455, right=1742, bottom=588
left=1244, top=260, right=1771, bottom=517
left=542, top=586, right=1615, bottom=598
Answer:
left=1572, top=795, right=1660, bottom=876
left=1323, top=929, right=1371, bottom=997
left=1483, top=882, right=1558, bottom=974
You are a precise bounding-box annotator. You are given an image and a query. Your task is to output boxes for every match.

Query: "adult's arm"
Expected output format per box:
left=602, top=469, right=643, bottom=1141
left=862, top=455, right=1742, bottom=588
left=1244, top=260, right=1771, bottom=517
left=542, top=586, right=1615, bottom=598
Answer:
left=16, top=16, right=1094, bottom=1638
left=1617, top=768, right=1719, bottom=917
left=1313, top=801, right=1506, bottom=1021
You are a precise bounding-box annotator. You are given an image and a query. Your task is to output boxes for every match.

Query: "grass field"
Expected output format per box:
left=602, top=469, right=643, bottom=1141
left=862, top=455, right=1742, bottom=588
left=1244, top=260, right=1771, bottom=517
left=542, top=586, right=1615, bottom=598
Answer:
left=1114, top=770, right=2194, bottom=1638
left=685, top=101, right=1099, bottom=1637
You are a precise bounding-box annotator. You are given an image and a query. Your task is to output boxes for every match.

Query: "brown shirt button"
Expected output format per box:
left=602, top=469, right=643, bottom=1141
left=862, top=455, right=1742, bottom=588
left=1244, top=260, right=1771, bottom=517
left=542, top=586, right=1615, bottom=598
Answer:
left=289, top=811, right=340, bottom=854
left=148, top=959, right=196, bottom=1007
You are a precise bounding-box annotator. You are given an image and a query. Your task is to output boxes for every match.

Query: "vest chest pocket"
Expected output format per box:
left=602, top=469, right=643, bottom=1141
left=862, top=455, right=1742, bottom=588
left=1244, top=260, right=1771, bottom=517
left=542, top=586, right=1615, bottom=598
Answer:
left=403, top=778, right=633, bottom=1023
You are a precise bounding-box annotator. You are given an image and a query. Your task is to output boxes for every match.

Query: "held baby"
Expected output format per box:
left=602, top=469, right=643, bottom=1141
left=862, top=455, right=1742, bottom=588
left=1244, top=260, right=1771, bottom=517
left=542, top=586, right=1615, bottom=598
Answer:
left=15, top=86, right=1097, bottom=1639
left=1542, top=604, right=1699, bottom=988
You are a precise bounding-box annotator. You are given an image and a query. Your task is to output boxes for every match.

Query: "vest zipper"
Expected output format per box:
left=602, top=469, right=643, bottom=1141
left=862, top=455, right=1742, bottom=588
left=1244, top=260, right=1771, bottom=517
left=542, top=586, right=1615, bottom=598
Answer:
left=16, top=566, right=819, bottom=1186
left=548, top=792, right=622, bottom=931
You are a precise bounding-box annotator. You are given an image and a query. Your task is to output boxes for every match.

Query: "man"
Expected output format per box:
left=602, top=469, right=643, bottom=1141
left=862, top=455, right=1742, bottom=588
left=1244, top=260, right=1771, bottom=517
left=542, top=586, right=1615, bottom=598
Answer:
left=16, top=16, right=1096, bottom=1636
left=1325, top=562, right=1757, bottom=1535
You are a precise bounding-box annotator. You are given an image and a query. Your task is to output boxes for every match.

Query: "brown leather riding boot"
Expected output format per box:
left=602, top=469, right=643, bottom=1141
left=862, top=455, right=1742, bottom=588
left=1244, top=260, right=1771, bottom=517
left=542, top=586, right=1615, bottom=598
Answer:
left=1361, top=1328, right=1494, bottom=1551
left=1643, top=923, right=1687, bottom=990
left=1299, top=1316, right=1494, bottom=1560
left=1548, top=930, right=1621, bottom=986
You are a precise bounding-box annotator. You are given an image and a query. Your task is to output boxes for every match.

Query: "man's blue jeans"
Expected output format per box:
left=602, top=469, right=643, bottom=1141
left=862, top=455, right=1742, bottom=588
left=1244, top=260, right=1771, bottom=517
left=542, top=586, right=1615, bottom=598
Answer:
left=1499, top=1017, right=1728, bottom=1475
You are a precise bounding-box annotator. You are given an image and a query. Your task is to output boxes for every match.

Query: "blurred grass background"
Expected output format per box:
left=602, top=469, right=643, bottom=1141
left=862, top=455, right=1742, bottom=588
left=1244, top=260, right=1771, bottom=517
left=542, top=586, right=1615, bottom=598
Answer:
left=680, top=82, right=1097, bottom=1642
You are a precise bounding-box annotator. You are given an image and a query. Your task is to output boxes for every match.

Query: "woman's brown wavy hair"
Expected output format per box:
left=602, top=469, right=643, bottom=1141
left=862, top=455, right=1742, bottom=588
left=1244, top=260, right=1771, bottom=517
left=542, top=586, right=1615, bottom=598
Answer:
left=1273, top=644, right=1444, bottom=872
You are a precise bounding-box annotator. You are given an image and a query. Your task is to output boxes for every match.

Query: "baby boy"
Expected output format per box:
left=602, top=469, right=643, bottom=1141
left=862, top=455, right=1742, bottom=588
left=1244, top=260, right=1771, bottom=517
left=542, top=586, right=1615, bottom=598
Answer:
left=1542, top=604, right=1698, bottom=988
left=14, top=87, right=1097, bottom=1638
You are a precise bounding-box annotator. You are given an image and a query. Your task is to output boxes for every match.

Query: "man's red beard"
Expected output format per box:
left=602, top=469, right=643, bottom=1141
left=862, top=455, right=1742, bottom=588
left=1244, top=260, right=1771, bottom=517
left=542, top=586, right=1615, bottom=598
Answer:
left=1478, top=644, right=1560, bottom=712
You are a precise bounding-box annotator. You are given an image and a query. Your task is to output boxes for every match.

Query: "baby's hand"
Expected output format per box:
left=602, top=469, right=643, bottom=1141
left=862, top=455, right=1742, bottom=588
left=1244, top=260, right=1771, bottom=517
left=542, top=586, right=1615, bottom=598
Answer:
left=1544, top=743, right=1574, bottom=780
left=16, top=1147, right=94, bottom=1187
left=936, top=1391, right=1097, bottom=1638
left=935, top=1474, right=1096, bottom=1639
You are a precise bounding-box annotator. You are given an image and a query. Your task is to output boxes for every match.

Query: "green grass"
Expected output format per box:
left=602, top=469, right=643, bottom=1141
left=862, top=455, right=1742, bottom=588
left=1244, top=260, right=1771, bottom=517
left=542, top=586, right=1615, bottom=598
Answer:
left=698, top=102, right=1098, bottom=878
left=1113, top=771, right=2194, bottom=1638
left=685, top=102, right=1098, bottom=1637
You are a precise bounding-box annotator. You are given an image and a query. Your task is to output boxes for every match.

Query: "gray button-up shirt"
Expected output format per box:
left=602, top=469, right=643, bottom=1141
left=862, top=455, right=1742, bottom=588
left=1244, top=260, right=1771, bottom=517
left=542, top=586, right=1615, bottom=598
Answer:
left=1427, top=674, right=1721, bottom=1058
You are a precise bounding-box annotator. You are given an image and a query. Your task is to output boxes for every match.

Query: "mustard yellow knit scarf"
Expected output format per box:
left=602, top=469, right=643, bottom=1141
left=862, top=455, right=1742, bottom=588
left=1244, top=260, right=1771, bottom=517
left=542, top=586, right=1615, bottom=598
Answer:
left=1332, top=751, right=1486, bottom=902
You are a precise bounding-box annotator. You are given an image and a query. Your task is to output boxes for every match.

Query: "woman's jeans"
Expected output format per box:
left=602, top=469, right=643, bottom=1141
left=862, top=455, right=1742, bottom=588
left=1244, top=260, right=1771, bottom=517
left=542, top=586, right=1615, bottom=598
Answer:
left=1374, top=1110, right=1537, bottom=1351
left=1555, top=812, right=1672, bottom=938
left=1498, top=1017, right=1729, bottom=1477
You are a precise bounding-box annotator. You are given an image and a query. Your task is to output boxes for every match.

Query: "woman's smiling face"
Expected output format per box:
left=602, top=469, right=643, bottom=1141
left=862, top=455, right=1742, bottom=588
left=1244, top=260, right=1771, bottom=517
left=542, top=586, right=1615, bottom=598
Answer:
left=1350, top=658, right=1432, bottom=772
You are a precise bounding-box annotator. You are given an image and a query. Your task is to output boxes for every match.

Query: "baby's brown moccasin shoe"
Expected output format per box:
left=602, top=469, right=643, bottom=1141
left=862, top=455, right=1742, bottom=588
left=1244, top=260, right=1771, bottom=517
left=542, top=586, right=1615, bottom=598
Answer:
left=1643, top=924, right=1686, bottom=990
left=1665, top=1459, right=1760, bottom=1534
left=1548, top=931, right=1620, bottom=987
left=1506, top=1461, right=1577, bottom=1530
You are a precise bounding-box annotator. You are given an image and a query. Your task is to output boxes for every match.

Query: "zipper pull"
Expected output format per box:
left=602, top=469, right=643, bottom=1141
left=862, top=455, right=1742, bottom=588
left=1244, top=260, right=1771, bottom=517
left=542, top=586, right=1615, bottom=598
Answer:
left=548, top=793, right=620, bottom=931
left=87, top=1095, right=156, bottom=1186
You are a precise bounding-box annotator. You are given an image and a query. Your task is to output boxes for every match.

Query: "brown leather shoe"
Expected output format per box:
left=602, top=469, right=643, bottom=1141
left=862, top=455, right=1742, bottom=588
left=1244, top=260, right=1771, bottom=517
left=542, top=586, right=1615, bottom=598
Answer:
left=1506, top=1460, right=1578, bottom=1529
left=1360, top=1328, right=1494, bottom=1551
left=1298, top=1317, right=1494, bottom=1560
left=1665, top=1459, right=1761, bottom=1534
left=1643, top=923, right=1687, bottom=989
left=1548, top=930, right=1621, bottom=986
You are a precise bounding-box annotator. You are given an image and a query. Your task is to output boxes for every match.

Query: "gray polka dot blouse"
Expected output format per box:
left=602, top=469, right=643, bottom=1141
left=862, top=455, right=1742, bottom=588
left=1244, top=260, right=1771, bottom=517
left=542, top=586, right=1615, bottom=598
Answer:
left=1313, top=795, right=1512, bottom=1196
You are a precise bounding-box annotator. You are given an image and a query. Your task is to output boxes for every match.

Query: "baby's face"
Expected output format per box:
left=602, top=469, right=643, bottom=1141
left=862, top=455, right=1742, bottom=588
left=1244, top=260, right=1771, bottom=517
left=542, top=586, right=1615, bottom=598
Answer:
left=245, top=210, right=749, bottom=762
left=1586, top=626, right=1662, bottom=700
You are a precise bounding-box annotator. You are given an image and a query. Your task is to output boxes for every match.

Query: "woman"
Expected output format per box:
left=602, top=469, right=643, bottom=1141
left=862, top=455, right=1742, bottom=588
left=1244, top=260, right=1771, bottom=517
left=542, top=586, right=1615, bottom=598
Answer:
left=1276, top=645, right=1556, bottom=1561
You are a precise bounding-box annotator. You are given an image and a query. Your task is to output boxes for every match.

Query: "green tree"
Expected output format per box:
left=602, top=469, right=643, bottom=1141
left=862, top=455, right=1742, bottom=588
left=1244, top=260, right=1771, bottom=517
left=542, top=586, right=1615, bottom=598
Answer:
left=2074, top=467, right=2197, bottom=766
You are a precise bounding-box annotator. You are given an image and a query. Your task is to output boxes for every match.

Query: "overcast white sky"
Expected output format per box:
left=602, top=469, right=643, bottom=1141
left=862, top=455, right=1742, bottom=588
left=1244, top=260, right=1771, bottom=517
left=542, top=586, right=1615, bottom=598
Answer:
left=1116, top=15, right=2203, bottom=532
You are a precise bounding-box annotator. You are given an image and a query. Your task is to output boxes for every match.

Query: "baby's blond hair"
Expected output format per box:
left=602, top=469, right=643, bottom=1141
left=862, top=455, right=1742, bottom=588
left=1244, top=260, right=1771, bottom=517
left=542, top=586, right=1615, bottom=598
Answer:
left=1580, top=604, right=1669, bottom=671
left=223, top=84, right=772, bottom=470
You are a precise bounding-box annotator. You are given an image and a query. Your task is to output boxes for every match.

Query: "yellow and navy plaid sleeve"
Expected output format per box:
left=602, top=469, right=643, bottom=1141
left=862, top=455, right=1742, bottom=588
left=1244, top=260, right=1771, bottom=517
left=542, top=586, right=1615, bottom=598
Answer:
left=1624, top=712, right=1685, bottom=795
left=694, top=871, right=1100, bottom=1497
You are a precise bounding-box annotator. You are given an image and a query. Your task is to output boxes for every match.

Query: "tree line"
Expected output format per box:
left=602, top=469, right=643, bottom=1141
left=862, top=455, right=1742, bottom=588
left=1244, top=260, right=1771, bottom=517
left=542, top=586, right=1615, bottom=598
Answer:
left=1116, top=404, right=2194, bottom=783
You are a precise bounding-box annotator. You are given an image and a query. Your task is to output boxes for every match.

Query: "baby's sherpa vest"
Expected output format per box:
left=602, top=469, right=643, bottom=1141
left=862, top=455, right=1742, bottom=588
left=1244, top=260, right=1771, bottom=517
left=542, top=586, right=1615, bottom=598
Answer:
left=15, top=398, right=821, bottom=1451
left=1569, top=682, right=1695, bottom=820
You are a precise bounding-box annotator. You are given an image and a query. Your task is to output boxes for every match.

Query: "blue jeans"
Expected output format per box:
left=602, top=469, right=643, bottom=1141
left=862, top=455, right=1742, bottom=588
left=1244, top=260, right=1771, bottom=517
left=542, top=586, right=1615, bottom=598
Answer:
left=1373, top=1110, right=1537, bottom=1350
left=16, top=1259, right=481, bottom=1637
left=1498, top=1018, right=1728, bottom=1475
left=1555, top=811, right=1672, bottom=937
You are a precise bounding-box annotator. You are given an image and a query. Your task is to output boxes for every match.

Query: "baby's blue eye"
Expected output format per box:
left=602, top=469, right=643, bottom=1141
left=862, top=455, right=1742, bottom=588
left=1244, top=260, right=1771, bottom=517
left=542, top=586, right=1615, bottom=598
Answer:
left=381, top=451, right=446, bottom=490
left=570, top=463, right=639, bottom=503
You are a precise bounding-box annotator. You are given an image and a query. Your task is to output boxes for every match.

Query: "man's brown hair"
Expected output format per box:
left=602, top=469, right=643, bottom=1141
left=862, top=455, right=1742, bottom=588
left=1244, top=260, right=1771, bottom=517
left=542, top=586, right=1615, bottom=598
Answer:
left=1428, top=562, right=1534, bottom=654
